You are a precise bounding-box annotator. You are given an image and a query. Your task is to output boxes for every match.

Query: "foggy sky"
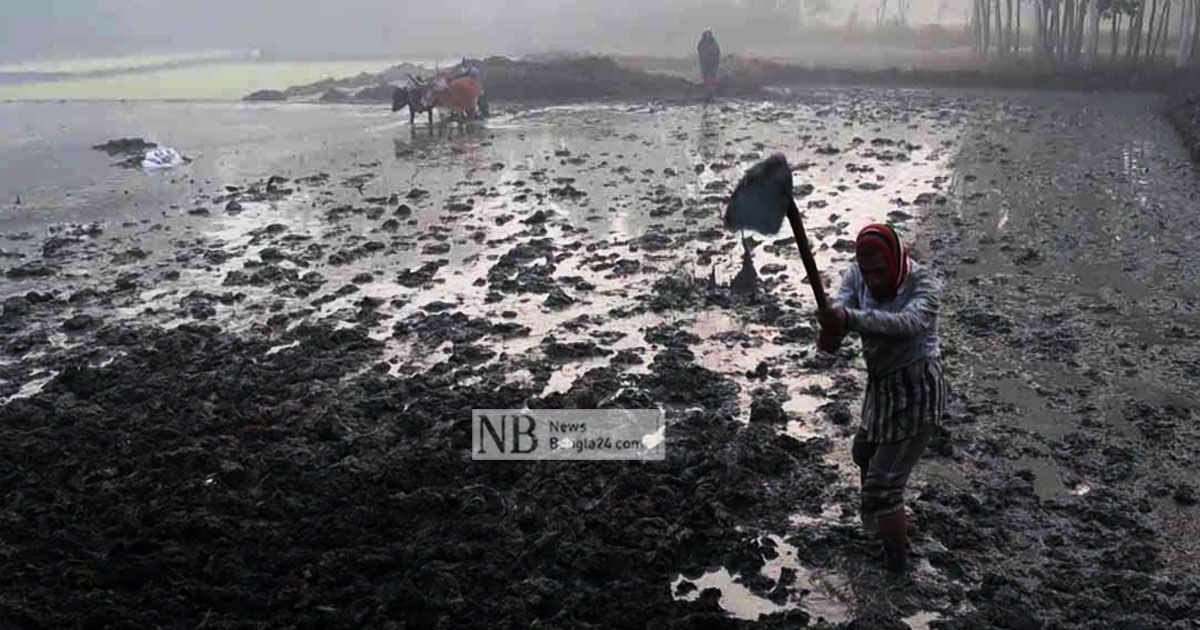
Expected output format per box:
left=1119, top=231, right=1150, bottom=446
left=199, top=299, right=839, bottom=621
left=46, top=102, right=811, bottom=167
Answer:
left=2, top=0, right=958, bottom=63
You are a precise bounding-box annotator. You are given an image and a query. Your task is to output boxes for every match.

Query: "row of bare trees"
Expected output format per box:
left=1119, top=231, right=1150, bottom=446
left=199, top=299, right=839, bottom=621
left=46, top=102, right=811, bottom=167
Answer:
left=971, top=0, right=1023, bottom=55
left=871, top=0, right=916, bottom=26
left=969, top=0, right=1200, bottom=66
left=734, top=0, right=1200, bottom=67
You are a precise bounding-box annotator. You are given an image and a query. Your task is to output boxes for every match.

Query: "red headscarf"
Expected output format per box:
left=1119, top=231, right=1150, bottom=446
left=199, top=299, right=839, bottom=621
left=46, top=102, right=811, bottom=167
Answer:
left=855, top=223, right=909, bottom=292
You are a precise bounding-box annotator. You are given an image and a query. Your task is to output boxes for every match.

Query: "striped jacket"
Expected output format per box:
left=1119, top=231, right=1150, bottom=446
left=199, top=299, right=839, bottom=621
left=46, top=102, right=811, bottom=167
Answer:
left=834, top=260, right=945, bottom=442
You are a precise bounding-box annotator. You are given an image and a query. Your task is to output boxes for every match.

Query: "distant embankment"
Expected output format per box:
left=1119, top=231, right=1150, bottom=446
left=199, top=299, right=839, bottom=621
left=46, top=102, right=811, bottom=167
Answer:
left=252, top=53, right=1196, bottom=105
left=0, top=52, right=250, bottom=86
left=722, top=56, right=1192, bottom=93
left=0, top=72, right=70, bottom=85
left=244, top=62, right=429, bottom=102
left=244, top=56, right=761, bottom=104
left=253, top=53, right=1200, bottom=163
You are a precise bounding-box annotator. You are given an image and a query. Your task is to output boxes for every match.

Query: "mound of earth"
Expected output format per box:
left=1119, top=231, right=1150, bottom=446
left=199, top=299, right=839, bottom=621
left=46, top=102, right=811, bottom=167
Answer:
left=92, top=138, right=157, bottom=155
left=1167, top=82, right=1200, bottom=163
left=252, top=55, right=764, bottom=104
left=243, top=89, right=288, bottom=102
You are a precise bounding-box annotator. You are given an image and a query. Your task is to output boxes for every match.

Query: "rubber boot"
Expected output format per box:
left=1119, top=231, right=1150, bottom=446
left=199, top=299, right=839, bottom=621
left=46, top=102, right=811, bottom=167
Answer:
left=876, top=510, right=908, bottom=574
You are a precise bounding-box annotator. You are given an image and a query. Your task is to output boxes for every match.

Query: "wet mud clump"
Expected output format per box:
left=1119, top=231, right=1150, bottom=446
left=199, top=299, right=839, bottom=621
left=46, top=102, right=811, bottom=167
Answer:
left=1166, top=82, right=1200, bottom=163
left=92, top=138, right=157, bottom=155
left=0, top=318, right=837, bottom=629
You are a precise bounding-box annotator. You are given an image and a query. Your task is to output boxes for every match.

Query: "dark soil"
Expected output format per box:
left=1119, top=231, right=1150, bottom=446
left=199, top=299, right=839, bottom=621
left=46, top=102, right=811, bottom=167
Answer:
left=901, top=92, right=1200, bottom=628
left=91, top=138, right=158, bottom=155
left=0, top=319, right=840, bottom=629
left=1166, top=79, right=1200, bottom=163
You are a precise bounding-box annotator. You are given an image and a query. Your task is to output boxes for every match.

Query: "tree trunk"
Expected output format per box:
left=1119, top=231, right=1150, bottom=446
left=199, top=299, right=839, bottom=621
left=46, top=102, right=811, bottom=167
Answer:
left=1046, top=0, right=1058, bottom=60
left=1080, top=0, right=1089, bottom=60
left=1127, top=0, right=1144, bottom=59
left=1155, top=0, right=1171, bottom=59
left=1017, top=0, right=1023, bottom=55
left=1087, top=0, right=1102, bottom=64
left=971, top=0, right=980, bottom=52
left=1177, top=0, right=1189, bottom=65
left=1065, top=0, right=1075, bottom=61
left=1074, top=0, right=1083, bottom=60
left=1058, top=0, right=1068, bottom=62
left=1193, top=0, right=1200, bottom=63
left=1124, top=6, right=1133, bottom=59
left=1048, top=0, right=1058, bottom=60
left=997, top=0, right=1007, bottom=54
left=1061, top=0, right=1070, bottom=61
left=1080, top=0, right=1089, bottom=61
left=1192, top=0, right=1200, bottom=64
left=1186, top=0, right=1197, bottom=64
left=1033, top=0, right=1042, bottom=56
left=1075, top=0, right=1085, bottom=60
left=1180, top=0, right=1196, bottom=66
left=1138, top=0, right=1157, bottom=61
left=1112, top=13, right=1121, bottom=60
left=1153, top=0, right=1167, bottom=59
left=1035, top=0, right=1045, bottom=59
left=983, top=0, right=992, bottom=52
left=1007, top=0, right=1015, bottom=54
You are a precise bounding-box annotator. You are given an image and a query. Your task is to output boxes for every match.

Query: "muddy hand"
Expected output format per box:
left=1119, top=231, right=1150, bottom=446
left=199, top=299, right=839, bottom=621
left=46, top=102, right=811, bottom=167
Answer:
left=816, top=307, right=846, bottom=355
left=817, top=307, right=847, bottom=336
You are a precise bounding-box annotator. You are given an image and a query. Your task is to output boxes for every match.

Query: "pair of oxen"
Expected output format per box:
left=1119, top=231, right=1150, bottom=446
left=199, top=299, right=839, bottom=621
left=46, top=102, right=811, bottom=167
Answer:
left=392, top=72, right=488, bottom=127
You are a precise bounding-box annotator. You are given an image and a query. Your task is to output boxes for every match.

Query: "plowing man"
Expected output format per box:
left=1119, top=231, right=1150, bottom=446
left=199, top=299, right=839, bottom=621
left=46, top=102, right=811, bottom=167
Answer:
left=816, top=224, right=945, bottom=574
left=449, top=59, right=488, bottom=118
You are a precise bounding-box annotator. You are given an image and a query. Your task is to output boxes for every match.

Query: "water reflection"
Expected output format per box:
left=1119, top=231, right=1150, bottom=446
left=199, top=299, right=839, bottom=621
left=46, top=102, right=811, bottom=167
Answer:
left=697, top=103, right=723, bottom=163
left=672, top=534, right=851, bottom=624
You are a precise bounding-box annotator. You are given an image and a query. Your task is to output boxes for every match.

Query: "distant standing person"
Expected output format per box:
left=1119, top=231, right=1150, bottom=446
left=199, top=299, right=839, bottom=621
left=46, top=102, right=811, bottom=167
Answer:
left=698, top=30, right=721, bottom=86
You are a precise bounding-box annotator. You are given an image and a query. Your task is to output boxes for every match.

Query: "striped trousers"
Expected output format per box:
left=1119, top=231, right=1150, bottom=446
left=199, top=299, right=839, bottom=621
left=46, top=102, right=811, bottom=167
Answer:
left=860, top=359, right=946, bottom=444
left=853, top=359, right=945, bottom=519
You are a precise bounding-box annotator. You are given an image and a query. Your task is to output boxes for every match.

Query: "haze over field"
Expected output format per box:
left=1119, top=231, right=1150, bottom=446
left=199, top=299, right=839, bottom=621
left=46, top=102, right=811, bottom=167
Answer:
left=3, top=0, right=963, bottom=63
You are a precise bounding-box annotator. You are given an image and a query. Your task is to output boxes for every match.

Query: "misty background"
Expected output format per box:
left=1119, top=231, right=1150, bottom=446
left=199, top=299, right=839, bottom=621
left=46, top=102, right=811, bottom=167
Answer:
left=2, top=0, right=962, bottom=64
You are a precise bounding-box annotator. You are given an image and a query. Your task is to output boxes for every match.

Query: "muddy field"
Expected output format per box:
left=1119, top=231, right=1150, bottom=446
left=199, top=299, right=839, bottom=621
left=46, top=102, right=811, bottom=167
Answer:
left=2, top=89, right=1200, bottom=628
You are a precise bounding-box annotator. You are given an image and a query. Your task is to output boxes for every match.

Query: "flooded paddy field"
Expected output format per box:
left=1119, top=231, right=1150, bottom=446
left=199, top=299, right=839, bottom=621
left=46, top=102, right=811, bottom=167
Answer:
left=1, top=88, right=1198, bottom=628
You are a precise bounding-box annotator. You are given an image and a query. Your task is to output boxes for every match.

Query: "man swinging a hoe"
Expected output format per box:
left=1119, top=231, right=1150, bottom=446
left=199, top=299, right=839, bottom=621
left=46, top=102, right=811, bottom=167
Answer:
left=817, top=224, right=945, bottom=574
left=725, top=155, right=945, bottom=574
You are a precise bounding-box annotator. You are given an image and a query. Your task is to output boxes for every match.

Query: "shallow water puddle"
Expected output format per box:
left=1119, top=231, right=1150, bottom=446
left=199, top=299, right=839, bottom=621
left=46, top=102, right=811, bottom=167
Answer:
left=1, top=371, right=58, bottom=406
left=992, top=376, right=1074, bottom=441
left=672, top=534, right=851, bottom=624
left=266, top=340, right=300, bottom=355
left=673, top=567, right=789, bottom=620
left=540, top=357, right=609, bottom=397
left=783, top=420, right=825, bottom=440
left=789, top=503, right=846, bottom=529
left=1014, top=454, right=1068, bottom=500
left=902, top=609, right=950, bottom=629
